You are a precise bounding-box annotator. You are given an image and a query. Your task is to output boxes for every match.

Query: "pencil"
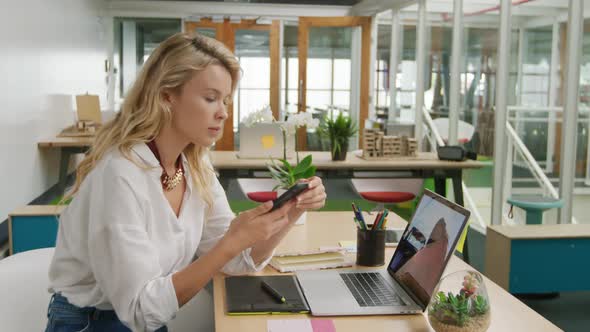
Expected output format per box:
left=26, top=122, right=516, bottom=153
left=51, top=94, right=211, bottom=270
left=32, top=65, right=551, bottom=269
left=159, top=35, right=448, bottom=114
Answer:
left=372, top=211, right=383, bottom=230
left=378, top=209, right=389, bottom=229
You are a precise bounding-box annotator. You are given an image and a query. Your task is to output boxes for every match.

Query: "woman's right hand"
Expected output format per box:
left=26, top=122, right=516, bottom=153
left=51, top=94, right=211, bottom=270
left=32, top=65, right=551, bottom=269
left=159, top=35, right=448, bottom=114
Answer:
left=222, top=200, right=296, bottom=254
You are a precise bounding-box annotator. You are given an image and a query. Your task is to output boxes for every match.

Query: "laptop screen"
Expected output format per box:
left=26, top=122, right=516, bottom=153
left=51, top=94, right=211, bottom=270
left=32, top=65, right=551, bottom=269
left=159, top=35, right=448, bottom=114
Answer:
left=387, top=190, right=470, bottom=308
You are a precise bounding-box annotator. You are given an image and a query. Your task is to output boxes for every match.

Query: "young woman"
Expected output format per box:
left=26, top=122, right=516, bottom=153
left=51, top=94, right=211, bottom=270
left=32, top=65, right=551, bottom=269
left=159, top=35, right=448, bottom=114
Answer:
left=45, top=32, right=326, bottom=332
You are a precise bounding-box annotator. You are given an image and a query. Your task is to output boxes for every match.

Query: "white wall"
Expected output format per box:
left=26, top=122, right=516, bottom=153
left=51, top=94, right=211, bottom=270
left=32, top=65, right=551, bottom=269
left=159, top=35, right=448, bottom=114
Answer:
left=0, top=0, right=107, bottom=220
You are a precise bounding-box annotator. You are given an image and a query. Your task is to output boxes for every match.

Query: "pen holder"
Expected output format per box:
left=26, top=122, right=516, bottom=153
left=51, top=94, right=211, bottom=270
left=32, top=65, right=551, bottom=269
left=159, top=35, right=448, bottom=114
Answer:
left=356, top=226, right=386, bottom=267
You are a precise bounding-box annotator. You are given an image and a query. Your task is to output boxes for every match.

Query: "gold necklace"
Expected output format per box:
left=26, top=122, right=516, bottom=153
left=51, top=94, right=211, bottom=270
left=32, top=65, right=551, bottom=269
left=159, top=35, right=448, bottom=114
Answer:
left=147, top=140, right=185, bottom=191
left=161, top=167, right=184, bottom=191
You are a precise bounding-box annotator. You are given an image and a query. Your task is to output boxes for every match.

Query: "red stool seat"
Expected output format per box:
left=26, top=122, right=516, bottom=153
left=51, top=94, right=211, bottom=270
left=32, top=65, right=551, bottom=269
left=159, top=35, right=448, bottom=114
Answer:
left=359, top=192, right=415, bottom=203
left=247, top=191, right=277, bottom=203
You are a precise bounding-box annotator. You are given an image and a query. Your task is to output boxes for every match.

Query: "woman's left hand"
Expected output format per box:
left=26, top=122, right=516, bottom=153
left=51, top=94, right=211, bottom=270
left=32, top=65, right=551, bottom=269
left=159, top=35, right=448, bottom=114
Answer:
left=294, top=176, right=326, bottom=211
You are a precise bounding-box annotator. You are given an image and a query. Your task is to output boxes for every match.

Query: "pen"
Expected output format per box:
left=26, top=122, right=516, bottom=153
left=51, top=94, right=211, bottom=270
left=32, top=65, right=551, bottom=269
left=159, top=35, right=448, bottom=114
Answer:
left=353, top=217, right=362, bottom=229
left=261, top=281, right=286, bottom=303
left=356, top=205, right=367, bottom=229
left=351, top=203, right=366, bottom=229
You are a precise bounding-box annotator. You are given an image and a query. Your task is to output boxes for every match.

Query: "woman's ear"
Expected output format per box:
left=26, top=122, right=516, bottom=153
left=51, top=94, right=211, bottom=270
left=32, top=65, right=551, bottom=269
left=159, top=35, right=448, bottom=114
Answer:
left=161, top=90, right=173, bottom=104
left=161, top=90, right=177, bottom=112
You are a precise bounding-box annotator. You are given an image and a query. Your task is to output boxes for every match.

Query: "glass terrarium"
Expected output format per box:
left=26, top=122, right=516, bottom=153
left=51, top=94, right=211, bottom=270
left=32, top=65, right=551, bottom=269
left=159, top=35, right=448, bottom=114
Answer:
left=427, top=270, right=491, bottom=332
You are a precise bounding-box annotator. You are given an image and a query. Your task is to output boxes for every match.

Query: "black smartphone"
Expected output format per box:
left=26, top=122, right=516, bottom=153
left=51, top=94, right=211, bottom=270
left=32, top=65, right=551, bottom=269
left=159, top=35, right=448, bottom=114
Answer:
left=270, top=182, right=309, bottom=211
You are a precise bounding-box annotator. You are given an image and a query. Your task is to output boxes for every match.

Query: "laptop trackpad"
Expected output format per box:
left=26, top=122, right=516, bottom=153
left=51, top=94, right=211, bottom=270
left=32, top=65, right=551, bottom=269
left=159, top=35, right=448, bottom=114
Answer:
left=297, top=271, right=361, bottom=314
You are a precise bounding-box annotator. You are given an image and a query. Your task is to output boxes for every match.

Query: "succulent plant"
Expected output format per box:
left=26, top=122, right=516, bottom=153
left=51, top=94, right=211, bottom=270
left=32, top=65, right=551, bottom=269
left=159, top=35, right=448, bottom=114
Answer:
left=429, top=272, right=489, bottom=327
left=431, top=292, right=471, bottom=326
left=473, top=294, right=489, bottom=316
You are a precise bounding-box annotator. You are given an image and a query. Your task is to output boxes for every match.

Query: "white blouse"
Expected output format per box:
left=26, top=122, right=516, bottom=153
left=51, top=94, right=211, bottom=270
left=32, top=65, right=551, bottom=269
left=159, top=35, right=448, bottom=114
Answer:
left=48, top=143, right=271, bottom=332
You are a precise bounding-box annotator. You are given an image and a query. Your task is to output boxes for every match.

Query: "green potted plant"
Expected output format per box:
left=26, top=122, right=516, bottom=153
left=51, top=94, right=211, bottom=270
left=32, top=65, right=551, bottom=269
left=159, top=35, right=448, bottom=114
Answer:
left=317, top=111, right=357, bottom=161
left=428, top=270, right=491, bottom=332
left=243, top=106, right=318, bottom=224
left=266, top=155, right=315, bottom=225
left=267, top=112, right=318, bottom=225
left=267, top=154, right=316, bottom=191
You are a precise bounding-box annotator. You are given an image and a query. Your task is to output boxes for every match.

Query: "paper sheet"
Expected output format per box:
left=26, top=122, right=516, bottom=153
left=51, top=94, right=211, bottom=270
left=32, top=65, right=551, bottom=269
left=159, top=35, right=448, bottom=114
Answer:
left=267, top=319, right=336, bottom=332
left=339, top=240, right=357, bottom=253
left=267, top=319, right=312, bottom=332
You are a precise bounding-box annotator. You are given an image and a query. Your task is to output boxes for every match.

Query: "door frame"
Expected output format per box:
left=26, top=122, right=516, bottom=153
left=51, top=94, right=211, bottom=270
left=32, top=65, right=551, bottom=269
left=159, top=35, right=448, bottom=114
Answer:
left=297, top=16, right=372, bottom=150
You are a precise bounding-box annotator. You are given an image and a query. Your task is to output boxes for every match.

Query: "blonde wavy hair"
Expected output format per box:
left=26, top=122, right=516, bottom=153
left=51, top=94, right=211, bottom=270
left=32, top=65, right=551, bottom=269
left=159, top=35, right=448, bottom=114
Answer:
left=65, top=32, right=240, bottom=207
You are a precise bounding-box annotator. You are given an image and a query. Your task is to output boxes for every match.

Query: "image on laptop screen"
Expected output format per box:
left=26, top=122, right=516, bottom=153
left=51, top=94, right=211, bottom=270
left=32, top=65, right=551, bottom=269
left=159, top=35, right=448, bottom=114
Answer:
left=387, top=193, right=468, bottom=306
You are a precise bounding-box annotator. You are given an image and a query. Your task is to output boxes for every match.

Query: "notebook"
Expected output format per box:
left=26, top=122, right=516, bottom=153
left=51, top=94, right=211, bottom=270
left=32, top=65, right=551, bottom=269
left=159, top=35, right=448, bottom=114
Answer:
left=269, top=248, right=354, bottom=272
left=225, top=275, right=310, bottom=315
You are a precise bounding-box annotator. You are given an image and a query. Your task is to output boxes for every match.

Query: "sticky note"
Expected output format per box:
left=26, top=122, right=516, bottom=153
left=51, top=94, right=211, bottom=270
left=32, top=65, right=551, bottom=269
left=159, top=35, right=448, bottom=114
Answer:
left=261, top=135, right=275, bottom=149
left=310, top=319, right=337, bottom=332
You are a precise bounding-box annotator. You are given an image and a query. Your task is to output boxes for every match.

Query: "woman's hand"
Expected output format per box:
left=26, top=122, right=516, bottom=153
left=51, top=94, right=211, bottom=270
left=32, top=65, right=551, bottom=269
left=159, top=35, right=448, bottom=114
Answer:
left=244, top=178, right=325, bottom=264
left=222, top=200, right=296, bottom=254
left=294, top=176, right=326, bottom=212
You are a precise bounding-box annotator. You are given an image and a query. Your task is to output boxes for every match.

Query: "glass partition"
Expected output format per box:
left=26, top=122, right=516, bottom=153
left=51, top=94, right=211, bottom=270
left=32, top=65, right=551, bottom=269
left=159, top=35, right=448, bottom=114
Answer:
left=305, top=26, right=353, bottom=151
left=233, top=29, right=271, bottom=133
left=114, top=18, right=181, bottom=104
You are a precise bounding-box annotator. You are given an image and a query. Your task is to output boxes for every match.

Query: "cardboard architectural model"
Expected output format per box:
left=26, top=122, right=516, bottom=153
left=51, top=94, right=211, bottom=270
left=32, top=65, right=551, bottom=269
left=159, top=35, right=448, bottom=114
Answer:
left=362, top=128, right=417, bottom=159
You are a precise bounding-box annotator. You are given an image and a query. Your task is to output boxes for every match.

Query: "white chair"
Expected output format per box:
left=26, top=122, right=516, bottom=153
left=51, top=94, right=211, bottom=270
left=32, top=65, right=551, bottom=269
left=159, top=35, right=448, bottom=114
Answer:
left=0, top=248, right=54, bottom=331
left=168, top=288, right=214, bottom=332
left=432, top=117, right=475, bottom=144
left=0, top=247, right=214, bottom=332
left=237, top=178, right=281, bottom=203
left=350, top=178, right=424, bottom=212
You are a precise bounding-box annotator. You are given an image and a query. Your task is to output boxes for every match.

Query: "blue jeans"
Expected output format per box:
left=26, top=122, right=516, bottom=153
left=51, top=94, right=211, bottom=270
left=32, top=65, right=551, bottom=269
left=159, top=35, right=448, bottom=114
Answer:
left=45, top=293, right=168, bottom=332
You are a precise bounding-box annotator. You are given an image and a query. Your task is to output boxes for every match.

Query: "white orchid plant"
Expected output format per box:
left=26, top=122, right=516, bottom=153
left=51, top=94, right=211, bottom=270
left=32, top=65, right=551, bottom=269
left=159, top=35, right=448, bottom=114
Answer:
left=242, top=105, right=275, bottom=127
left=243, top=105, right=319, bottom=190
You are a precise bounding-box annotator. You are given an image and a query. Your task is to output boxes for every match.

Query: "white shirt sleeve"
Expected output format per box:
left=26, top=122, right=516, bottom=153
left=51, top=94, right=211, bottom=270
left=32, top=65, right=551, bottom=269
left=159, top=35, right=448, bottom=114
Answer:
left=87, top=166, right=179, bottom=332
left=196, top=176, right=273, bottom=275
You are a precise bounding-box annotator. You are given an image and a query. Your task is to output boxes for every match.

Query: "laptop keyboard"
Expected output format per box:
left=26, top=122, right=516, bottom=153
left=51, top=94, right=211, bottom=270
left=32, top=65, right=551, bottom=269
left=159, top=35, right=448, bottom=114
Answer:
left=340, top=272, right=404, bottom=307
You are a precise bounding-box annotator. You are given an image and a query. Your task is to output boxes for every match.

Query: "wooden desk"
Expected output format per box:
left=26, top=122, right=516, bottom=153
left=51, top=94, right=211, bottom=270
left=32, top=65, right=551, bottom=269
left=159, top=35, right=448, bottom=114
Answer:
left=214, top=151, right=481, bottom=212
left=37, top=137, right=93, bottom=148
left=211, top=151, right=481, bottom=171
left=38, top=137, right=93, bottom=194
left=213, top=212, right=561, bottom=332
left=38, top=137, right=482, bottom=208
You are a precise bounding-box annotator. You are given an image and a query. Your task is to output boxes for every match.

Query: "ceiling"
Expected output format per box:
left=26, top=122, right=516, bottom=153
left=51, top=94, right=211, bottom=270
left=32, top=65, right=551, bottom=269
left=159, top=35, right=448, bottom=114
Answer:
left=148, top=0, right=362, bottom=5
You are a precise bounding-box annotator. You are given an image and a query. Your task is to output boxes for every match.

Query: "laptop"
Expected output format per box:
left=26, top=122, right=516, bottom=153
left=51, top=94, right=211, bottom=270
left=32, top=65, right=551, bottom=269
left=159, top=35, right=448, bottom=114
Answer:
left=296, top=189, right=470, bottom=316
left=237, top=123, right=295, bottom=159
